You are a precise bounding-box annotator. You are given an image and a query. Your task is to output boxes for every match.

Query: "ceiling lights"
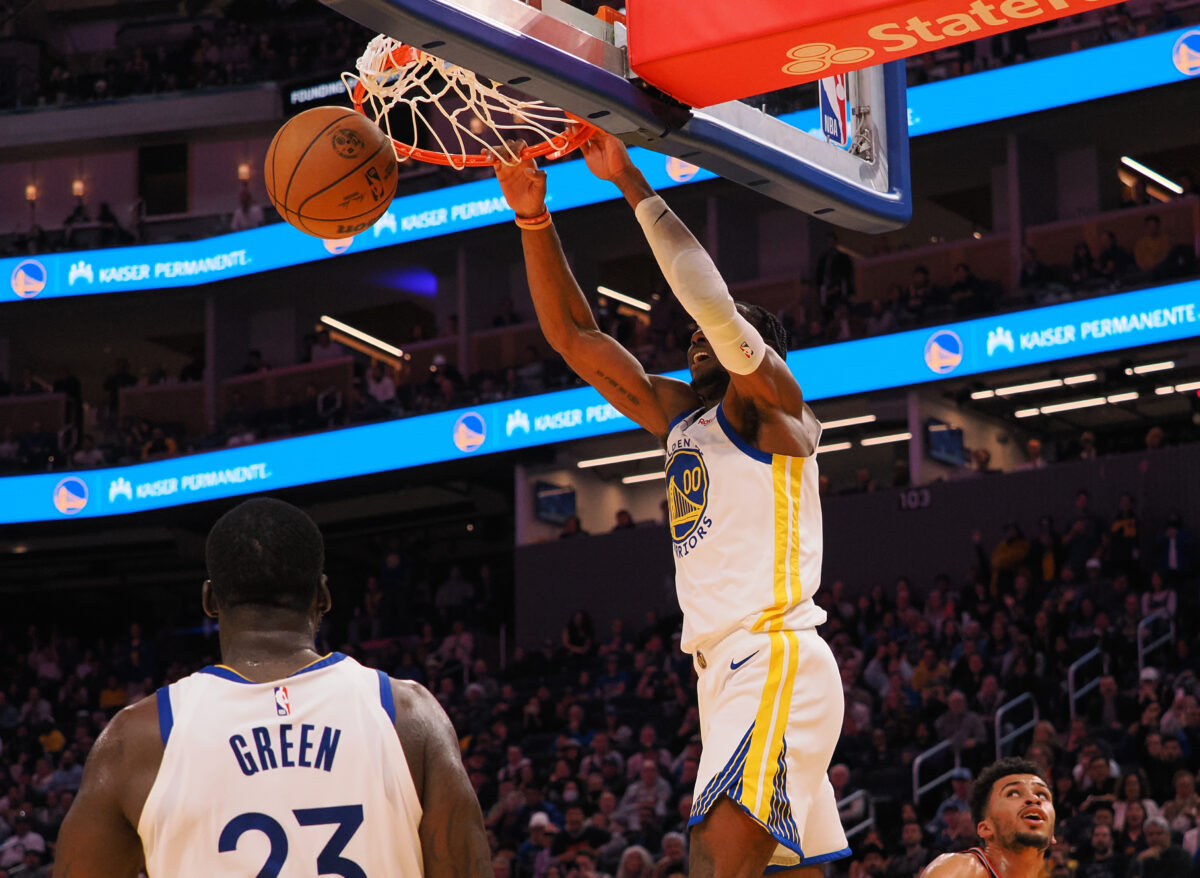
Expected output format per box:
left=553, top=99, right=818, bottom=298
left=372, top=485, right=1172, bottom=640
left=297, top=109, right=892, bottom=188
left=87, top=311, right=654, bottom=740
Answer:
left=577, top=449, right=665, bottom=468
left=597, top=285, right=651, bottom=312
left=1016, top=390, right=1140, bottom=418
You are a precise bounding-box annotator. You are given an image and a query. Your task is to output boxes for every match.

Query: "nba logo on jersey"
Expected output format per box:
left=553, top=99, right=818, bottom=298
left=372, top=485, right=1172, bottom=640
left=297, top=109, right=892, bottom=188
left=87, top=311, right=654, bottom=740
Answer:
left=274, top=686, right=291, bottom=716
left=818, top=74, right=851, bottom=149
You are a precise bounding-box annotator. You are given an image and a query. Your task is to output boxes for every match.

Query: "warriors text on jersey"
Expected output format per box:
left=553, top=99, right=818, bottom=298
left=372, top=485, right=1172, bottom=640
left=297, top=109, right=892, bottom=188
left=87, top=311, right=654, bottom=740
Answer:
left=665, top=402, right=827, bottom=654
left=138, top=652, right=423, bottom=877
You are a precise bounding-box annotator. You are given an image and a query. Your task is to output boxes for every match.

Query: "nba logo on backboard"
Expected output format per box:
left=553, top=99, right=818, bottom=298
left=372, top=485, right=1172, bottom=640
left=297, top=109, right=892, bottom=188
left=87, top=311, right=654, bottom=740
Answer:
left=274, top=686, right=291, bottom=716
left=818, top=74, right=851, bottom=150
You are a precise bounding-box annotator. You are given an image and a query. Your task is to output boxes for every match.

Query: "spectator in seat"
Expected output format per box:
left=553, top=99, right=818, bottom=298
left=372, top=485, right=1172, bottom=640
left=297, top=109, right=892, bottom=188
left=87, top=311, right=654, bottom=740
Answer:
left=309, top=328, right=344, bottom=363
left=813, top=231, right=854, bottom=309
left=1097, top=231, right=1132, bottom=282
left=1064, top=489, right=1106, bottom=577
left=935, top=691, right=986, bottom=763
left=552, top=805, right=611, bottom=861
left=239, top=349, right=270, bottom=374
left=102, top=358, right=137, bottom=413
left=1015, top=437, right=1047, bottom=470
left=1077, top=823, right=1125, bottom=878
left=947, top=262, right=984, bottom=314
left=865, top=297, right=897, bottom=336
left=518, top=812, right=557, bottom=878
left=986, top=522, right=1029, bottom=593
left=1114, top=770, right=1161, bottom=831
left=1071, top=242, right=1100, bottom=288
left=615, top=846, right=654, bottom=878
left=1019, top=245, right=1049, bottom=290
left=616, top=762, right=671, bottom=830
left=140, top=426, right=178, bottom=461
left=365, top=362, right=396, bottom=407
left=830, top=763, right=865, bottom=826
left=1127, top=816, right=1189, bottom=878
left=230, top=188, right=264, bottom=231
left=0, top=811, right=45, bottom=869
left=886, top=821, right=931, bottom=878
left=904, top=265, right=936, bottom=320
left=1156, top=514, right=1194, bottom=579
left=560, top=516, right=588, bottom=538
left=71, top=434, right=105, bottom=468
left=1134, top=215, right=1171, bottom=273
left=1174, top=170, right=1199, bottom=198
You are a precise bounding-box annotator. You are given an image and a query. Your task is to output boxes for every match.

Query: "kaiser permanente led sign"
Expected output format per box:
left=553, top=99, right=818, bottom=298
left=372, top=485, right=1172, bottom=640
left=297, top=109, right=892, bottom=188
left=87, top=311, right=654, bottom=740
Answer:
left=4, top=27, right=1197, bottom=302
left=3, top=278, right=1199, bottom=523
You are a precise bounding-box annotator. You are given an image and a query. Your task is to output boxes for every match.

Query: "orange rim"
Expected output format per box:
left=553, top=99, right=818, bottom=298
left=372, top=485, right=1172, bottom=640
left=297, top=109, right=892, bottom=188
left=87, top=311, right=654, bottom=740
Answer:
left=350, top=48, right=597, bottom=168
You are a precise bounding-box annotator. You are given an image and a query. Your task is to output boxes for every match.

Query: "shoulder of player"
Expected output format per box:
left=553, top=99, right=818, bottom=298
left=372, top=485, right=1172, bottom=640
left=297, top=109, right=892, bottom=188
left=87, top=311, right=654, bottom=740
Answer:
left=79, top=693, right=164, bottom=815
left=921, top=852, right=989, bottom=878
left=387, top=678, right=461, bottom=791
left=97, top=693, right=163, bottom=764
left=649, top=375, right=699, bottom=432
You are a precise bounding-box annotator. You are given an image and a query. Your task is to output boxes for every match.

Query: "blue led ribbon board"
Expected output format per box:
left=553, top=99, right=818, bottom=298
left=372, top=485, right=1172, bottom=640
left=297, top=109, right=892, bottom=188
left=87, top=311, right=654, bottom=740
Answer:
left=4, top=278, right=1199, bottom=524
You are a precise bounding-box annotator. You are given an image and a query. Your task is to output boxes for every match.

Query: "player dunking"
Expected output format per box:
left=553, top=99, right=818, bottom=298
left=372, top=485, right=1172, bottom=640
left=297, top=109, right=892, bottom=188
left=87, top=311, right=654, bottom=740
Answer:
left=921, top=759, right=1056, bottom=878
left=54, top=498, right=491, bottom=878
left=495, top=131, right=846, bottom=878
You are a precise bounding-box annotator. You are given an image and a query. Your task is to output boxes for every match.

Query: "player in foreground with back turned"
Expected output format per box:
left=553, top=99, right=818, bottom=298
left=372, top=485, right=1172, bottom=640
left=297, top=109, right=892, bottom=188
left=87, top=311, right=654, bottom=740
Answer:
left=54, top=497, right=491, bottom=878
left=494, top=130, right=846, bottom=878
left=921, top=759, right=1056, bottom=878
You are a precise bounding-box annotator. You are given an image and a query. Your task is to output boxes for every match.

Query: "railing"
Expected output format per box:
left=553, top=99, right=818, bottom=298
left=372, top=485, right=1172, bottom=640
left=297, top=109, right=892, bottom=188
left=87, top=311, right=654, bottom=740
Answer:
left=837, top=790, right=875, bottom=841
left=1138, top=609, right=1176, bottom=675
left=995, top=692, right=1039, bottom=761
left=1068, top=647, right=1108, bottom=723
left=912, top=739, right=961, bottom=805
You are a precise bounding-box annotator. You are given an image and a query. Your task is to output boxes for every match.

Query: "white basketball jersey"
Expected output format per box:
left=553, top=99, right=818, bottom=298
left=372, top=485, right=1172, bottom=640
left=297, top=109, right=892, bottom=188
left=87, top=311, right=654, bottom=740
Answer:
left=665, top=402, right=828, bottom=654
left=138, top=653, right=423, bottom=878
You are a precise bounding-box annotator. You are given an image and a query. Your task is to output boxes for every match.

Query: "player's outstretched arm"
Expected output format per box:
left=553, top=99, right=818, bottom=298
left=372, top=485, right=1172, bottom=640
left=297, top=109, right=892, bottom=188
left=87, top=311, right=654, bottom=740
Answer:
left=392, top=680, right=492, bottom=878
left=493, top=143, right=694, bottom=442
left=580, top=131, right=807, bottom=427
left=54, top=700, right=159, bottom=877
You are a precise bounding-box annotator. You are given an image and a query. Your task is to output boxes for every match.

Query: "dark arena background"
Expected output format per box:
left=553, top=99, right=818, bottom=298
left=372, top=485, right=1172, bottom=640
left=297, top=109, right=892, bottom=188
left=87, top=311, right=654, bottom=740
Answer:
left=1, top=0, right=1200, bottom=875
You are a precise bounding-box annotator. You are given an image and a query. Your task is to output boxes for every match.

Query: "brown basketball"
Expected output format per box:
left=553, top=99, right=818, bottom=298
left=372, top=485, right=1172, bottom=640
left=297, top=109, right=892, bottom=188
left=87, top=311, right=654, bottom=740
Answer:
left=264, top=106, right=398, bottom=240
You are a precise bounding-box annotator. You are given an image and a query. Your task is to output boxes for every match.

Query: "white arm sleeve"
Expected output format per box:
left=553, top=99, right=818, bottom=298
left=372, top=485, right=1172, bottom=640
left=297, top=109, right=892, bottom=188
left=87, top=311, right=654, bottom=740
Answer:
left=634, top=195, right=766, bottom=375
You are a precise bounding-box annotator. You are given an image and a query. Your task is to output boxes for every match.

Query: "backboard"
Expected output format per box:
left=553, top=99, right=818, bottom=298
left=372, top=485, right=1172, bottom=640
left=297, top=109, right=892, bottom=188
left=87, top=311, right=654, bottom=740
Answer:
left=321, top=0, right=912, bottom=233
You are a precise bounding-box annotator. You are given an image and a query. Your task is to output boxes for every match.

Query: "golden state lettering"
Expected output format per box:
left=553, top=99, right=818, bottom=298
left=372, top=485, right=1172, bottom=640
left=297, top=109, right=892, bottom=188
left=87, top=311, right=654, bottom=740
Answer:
left=229, top=724, right=341, bottom=776
left=867, top=0, right=1093, bottom=50
left=785, top=0, right=1107, bottom=74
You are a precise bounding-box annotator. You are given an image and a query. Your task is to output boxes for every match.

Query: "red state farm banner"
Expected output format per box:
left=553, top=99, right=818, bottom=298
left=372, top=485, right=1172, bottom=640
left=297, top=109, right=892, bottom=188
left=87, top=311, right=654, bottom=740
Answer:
left=626, top=0, right=1124, bottom=108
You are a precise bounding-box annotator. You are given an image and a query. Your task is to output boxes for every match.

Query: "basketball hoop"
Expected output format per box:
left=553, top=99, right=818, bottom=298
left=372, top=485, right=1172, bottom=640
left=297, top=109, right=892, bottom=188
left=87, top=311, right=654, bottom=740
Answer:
left=343, top=35, right=596, bottom=169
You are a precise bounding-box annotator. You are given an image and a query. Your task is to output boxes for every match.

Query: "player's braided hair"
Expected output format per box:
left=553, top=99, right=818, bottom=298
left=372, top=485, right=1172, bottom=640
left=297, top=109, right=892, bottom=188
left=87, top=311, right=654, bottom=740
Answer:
left=970, top=758, right=1050, bottom=826
left=206, top=498, right=324, bottom=612
left=735, top=301, right=789, bottom=358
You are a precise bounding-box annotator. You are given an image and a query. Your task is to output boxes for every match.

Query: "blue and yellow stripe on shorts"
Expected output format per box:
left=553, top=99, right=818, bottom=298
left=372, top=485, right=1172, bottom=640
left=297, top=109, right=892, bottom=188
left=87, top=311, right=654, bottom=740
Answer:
left=690, top=455, right=806, bottom=853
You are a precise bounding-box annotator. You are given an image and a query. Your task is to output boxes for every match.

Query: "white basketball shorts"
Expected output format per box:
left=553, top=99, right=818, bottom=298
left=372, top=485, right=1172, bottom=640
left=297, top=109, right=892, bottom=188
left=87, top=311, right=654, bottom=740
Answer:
left=689, top=626, right=850, bottom=871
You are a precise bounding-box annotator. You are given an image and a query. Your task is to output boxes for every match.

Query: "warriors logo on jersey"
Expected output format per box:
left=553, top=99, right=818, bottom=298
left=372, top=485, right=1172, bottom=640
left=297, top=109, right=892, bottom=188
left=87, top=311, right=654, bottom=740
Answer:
left=666, top=447, right=709, bottom=543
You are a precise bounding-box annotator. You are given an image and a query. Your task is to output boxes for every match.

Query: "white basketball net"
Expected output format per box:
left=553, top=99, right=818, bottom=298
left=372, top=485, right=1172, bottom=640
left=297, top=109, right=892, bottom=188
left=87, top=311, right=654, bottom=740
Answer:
left=342, top=34, right=585, bottom=169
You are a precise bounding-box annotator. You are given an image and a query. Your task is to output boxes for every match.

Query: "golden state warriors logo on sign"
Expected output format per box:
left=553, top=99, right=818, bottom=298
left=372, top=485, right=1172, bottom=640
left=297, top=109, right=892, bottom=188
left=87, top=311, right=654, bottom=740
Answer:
left=453, top=412, right=486, bottom=452
left=11, top=259, right=46, bottom=298
left=666, top=448, right=709, bottom=543
left=1174, top=31, right=1200, bottom=76
left=53, top=476, right=89, bottom=515
left=665, top=157, right=700, bottom=183
left=924, top=329, right=963, bottom=374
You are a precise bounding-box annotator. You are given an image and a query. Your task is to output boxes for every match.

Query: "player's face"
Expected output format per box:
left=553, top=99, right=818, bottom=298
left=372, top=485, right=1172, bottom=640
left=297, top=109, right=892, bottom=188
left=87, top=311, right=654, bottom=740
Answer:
left=979, top=774, right=1055, bottom=851
left=687, top=328, right=729, bottom=401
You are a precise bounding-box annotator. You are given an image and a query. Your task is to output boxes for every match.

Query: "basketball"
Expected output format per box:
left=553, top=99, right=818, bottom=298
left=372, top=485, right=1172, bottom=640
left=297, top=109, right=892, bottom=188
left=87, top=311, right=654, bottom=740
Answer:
left=264, top=106, right=398, bottom=240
